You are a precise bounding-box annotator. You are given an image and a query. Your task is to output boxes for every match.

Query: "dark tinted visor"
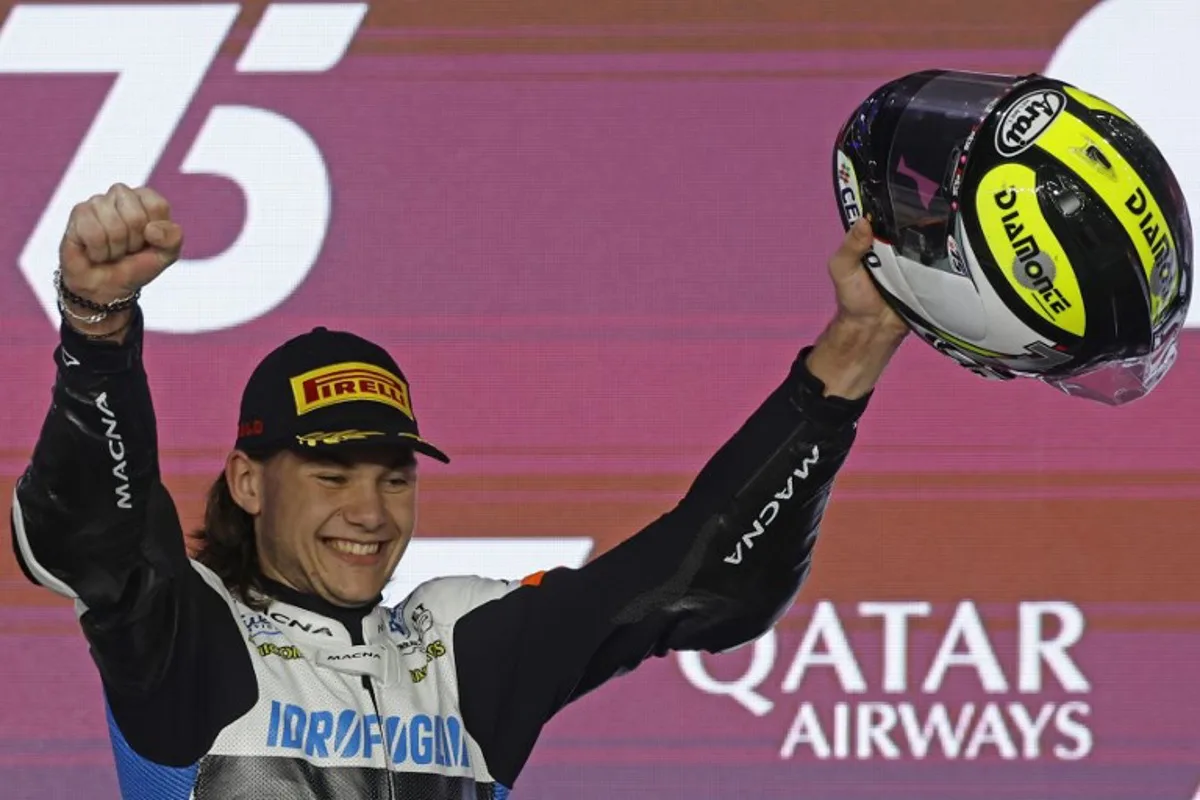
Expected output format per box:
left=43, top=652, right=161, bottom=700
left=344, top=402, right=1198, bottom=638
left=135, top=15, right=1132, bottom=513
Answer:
left=885, top=72, right=1020, bottom=268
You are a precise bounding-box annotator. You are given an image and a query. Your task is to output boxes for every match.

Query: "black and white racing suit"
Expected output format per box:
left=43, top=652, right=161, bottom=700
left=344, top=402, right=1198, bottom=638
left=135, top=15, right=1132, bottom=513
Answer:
left=10, top=309, right=871, bottom=799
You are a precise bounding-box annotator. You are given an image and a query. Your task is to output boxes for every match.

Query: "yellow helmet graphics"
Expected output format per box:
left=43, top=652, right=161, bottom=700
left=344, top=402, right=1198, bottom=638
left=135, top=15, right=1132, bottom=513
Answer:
left=833, top=70, right=1192, bottom=406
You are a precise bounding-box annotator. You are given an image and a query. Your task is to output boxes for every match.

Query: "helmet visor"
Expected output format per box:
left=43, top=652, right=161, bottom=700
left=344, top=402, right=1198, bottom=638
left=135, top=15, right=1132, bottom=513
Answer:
left=883, top=72, right=1021, bottom=269
left=1043, top=329, right=1181, bottom=406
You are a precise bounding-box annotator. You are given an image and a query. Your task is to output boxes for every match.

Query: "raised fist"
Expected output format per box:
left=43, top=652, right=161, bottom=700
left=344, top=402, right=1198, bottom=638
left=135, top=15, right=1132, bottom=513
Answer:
left=58, top=183, right=183, bottom=338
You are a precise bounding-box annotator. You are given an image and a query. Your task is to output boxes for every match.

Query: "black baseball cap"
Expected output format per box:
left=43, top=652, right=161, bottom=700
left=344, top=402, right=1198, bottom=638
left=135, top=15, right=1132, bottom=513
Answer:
left=234, top=326, right=449, bottom=463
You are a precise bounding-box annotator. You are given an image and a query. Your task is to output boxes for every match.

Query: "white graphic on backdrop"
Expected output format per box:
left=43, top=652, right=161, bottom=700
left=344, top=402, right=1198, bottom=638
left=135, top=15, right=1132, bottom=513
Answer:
left=1046, top=0, right=1200, bottom=328
left=0, top=3, right=367, bottom=333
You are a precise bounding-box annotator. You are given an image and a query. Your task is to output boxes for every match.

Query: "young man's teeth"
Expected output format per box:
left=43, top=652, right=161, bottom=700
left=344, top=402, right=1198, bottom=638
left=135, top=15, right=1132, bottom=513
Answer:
left=328, top=540, right=381, bottom=556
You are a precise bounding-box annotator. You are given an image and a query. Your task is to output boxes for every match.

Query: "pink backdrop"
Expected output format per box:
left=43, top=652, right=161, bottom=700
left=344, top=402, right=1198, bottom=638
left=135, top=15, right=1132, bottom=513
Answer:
left=2, top=1, right=1199, bottom=798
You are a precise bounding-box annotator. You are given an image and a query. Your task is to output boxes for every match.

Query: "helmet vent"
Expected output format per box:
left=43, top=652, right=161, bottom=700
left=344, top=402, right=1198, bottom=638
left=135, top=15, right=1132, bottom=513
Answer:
left=1085, top=144, right=1112, bottom=170
left=1054, top=190, right=1083, bottom=217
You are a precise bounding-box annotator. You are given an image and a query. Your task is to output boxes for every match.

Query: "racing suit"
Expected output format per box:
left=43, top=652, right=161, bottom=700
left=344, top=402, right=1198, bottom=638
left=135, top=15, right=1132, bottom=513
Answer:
left=10, top=309, right=871, bottom=799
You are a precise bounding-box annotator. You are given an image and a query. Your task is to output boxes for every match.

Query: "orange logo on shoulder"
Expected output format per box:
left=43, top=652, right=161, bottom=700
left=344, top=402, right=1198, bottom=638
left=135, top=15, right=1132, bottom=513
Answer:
left=520, top=570, right=547, bottom=588
left=290, top=362, right=413, bottom=417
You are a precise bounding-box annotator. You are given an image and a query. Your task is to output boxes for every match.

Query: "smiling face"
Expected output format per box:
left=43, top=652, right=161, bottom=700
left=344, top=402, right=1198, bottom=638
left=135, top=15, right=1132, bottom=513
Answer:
left=226, top=445, right=418, bottom=607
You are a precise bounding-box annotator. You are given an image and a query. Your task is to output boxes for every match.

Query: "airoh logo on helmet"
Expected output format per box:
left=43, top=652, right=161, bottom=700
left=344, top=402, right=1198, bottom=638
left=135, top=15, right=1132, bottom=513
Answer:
left=995, top=90, right=1066, bottom=158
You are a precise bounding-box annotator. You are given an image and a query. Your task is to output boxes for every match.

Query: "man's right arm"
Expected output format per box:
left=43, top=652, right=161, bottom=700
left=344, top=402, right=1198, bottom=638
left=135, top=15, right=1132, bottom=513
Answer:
left=10, top=309, right=256, bottom=767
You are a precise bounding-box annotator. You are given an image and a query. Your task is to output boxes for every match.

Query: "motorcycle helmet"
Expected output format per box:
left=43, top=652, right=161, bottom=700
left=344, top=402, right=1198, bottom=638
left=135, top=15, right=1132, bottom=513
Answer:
left=833, top=69, right=1192, bottom=405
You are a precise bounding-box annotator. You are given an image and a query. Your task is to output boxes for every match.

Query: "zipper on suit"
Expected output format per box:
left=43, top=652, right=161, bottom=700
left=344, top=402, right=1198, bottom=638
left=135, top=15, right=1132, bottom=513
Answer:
left=350, top=623, right=396, bottom=800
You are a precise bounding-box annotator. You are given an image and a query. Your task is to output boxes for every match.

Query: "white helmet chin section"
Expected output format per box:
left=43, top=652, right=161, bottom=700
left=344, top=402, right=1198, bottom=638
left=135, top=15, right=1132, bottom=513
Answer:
left=867, top=227, right=988, bottom=340
left=895, top=251, right=987, bottom=340
left=866, top=241, right=936, bottom=324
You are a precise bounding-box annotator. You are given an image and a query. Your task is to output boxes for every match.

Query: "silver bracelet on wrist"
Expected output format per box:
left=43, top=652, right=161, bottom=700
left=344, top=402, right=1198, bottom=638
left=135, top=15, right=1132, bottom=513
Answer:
left=56, top=297, right=111, bottom=325
left=53, top=268, right=140, bottom=325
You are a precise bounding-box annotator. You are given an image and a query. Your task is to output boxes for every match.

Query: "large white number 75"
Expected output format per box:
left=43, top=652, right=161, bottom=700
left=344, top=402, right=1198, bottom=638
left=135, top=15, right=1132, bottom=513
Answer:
left=0, top=3, right=367, bottom=334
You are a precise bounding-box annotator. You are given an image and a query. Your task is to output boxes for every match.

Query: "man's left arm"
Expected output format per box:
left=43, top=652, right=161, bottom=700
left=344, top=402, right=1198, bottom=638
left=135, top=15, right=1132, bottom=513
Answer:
left=455, top=310, right=906, bottom=789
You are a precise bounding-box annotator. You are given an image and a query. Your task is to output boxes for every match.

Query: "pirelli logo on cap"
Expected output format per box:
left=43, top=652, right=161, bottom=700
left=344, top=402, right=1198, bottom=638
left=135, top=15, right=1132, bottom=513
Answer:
left=290, top=362, right=413, bottom=418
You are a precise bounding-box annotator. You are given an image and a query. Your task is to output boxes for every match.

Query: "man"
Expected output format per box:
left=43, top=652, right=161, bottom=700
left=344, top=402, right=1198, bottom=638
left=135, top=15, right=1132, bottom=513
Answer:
left=11, top=183, right=907, bottom=799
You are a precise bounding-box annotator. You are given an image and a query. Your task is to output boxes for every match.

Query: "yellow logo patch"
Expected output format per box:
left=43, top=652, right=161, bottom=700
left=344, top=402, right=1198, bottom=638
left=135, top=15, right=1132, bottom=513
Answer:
left=976, top=163, right=1086, bottom=337
left=290, top=362, right=412, bottom=417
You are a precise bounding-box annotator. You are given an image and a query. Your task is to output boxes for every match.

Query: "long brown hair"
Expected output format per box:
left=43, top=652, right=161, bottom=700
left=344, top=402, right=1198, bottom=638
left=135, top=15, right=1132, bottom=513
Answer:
left=191, top=472, right=271, bottom=611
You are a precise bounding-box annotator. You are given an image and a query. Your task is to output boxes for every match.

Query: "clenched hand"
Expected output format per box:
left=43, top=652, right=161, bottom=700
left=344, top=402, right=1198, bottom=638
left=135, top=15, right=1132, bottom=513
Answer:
left=58, top=183, right=183, bottom=340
